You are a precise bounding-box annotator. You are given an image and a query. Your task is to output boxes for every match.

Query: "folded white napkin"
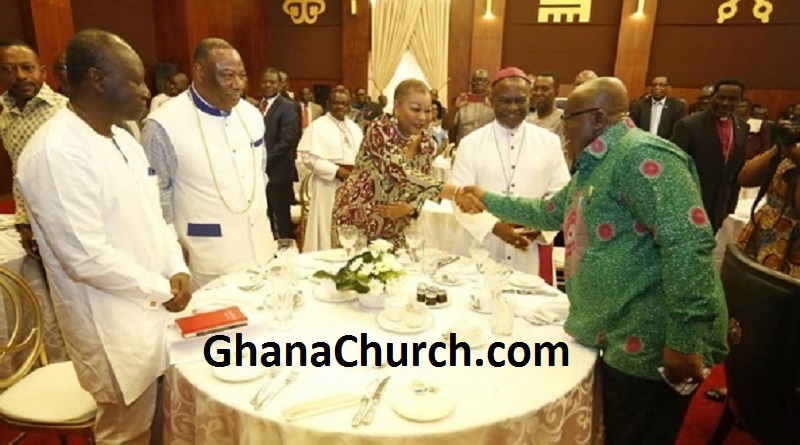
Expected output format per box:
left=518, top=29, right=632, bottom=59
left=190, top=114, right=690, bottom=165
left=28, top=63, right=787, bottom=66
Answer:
left=524, top=299, right=570, bottom=326
left=283, top=392, right=361, bottom=421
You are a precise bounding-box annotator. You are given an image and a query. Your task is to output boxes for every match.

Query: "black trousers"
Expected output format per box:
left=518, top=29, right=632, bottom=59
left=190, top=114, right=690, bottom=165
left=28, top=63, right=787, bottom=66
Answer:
left=267, top=182, right=295, bottom=239
left=601, top=360, right=694, bottom=445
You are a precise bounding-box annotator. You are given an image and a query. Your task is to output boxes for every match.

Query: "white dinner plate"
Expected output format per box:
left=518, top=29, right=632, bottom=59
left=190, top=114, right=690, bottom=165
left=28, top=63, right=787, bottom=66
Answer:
left=390, top=382, right=456, bottom=422
left=376, top=310, right=434, bottom=334
left=315, top=249, right=350, bottom=263
left=509, top=272, right=545, bottom=289
left=211, top=362, right=268, bottom=383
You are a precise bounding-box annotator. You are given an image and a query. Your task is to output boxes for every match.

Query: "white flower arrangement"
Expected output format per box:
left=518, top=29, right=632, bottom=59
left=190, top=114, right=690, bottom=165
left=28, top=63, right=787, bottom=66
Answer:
left=314, top=239, right=404, bottom=295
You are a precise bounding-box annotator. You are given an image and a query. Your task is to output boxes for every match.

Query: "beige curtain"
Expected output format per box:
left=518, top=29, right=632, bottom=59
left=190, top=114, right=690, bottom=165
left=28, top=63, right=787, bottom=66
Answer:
left=371, top=0, right=425, bottom=93
left=409, top=0, right=451, bottom=101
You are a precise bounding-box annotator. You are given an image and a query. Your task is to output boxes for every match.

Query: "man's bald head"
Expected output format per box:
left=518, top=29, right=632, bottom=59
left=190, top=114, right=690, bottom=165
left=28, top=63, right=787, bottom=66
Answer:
left=573, top=70, right=598, bottom=88
left=571, top=77, right=629, bottom=117
left=563, top=77, right=629, bottom=160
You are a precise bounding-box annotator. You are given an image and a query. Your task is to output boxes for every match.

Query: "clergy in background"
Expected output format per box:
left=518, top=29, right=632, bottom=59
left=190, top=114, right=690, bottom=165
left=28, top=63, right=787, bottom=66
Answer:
left=299, top=86, right=363, bottom=251
left=451, top=67, right=570, bottom=281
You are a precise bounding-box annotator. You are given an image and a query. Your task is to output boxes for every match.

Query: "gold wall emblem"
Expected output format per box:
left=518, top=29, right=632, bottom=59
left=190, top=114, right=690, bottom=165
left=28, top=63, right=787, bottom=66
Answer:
left=538, top=0, right=592, bottom=23
left=283, top=0, right=327, bottom=25
left=717, top=0, right=773, bottom=24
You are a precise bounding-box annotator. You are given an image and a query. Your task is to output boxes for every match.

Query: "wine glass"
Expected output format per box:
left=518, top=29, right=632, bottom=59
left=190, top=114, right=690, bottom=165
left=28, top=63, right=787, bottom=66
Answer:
left=337, top=225, right=359, bottom=257
left=275, top=238, right=299, bottom=285
left=469, top=238, right=490, bottom=274
left=405, top=223, right=424, bottom=262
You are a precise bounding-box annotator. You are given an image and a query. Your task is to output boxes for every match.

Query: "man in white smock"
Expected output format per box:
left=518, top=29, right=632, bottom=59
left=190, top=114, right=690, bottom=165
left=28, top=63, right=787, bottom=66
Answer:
left=451, top=67, right=570, bottom=281
left=17, top=30, right=192, bottom=444
left=298, top=87, right=363, bottom=251
left=144, top=38, right=275, bottom=288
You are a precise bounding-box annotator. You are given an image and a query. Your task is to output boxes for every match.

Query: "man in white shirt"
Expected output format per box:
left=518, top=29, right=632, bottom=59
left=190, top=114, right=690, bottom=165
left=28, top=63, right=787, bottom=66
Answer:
left=149, top=71, right=189, bottom=112
left=143, top=38, right=275, bottom=288
left=298, top=87, right=364, bottom=251
left=451, top=67, right=570, bottom=280
left=17, top=29, right=191, bottom=444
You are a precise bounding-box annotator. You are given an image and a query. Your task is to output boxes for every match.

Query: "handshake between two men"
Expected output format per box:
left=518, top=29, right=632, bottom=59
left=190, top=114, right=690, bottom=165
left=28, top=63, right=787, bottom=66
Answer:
left=451, top=185, right=541, bottom=252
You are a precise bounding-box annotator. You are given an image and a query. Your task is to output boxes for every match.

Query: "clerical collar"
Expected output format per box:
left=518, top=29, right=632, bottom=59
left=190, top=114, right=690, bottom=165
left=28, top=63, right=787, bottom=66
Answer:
left=493, top=120, right=522, bottom=136
left=189, top=85, right=230, bottom=117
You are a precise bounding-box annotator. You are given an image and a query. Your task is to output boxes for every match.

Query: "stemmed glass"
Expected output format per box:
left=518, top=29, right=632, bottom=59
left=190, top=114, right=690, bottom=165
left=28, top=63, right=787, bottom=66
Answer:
left=484, top=259, right=514, bottom=335
left=405, top=222, right=424, bottom=263
left=469, top=238, right=490, bottom=274
left=338, top=225, right=359, bottom=258
left=275, top=238, right=299, bottom=286
left=270, top=273, right=295, bottom=331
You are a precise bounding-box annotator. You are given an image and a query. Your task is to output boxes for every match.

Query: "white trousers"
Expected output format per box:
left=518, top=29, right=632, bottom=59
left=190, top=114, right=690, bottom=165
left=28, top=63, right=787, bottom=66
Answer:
left=94, top=378, right=160, bottom=445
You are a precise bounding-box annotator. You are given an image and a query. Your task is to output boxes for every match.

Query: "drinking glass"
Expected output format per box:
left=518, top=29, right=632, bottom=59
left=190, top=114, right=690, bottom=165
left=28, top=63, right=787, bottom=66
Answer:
left=469, top=238, right=490, bottom=274
left=271, top=276, right=295, bottom=330
left=275, top=238, right=299, bottom=286
left=337, top=225, right=359, bottom=257
left=405, top=222, right=424, bottom=262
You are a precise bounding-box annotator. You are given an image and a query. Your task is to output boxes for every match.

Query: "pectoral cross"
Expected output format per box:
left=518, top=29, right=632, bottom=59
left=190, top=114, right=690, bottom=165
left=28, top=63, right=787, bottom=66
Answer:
left=503, top=189, right=514, bottom=197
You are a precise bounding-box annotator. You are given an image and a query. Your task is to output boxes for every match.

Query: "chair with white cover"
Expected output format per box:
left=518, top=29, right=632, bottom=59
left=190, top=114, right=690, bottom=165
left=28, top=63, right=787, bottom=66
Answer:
left=0, top=266, right=96, bottom=444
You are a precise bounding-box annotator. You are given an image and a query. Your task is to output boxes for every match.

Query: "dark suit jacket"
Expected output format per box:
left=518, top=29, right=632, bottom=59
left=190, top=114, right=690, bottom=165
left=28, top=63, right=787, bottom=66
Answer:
left=264, top=95, right=301, bottom=184
left=630, top=96, right=687, bottom=140
left=671, top=110, right=748, bottom=232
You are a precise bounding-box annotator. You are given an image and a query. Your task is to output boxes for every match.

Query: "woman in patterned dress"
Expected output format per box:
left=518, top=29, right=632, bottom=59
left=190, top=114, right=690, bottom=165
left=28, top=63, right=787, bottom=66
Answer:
left=333, top=79, right=464, bottom=247
left=736, top=121, right=800, bottom=278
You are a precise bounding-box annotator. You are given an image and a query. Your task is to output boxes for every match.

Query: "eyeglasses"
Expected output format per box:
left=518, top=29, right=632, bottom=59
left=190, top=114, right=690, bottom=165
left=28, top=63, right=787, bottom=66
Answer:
left=561, top=107, right=601, bottom=122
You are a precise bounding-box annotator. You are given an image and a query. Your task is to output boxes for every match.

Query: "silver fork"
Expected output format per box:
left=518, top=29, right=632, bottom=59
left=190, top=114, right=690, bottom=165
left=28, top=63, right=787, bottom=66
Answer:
left=255, top=370, right=299, bottom=410
left=250, top=367, right=282, bottom=406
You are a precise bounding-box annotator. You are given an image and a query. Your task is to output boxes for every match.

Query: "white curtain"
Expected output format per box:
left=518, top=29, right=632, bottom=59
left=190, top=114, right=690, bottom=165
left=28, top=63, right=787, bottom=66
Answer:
left=408, top=0, right=450, bottom=103
left=371, top=0, right=424, bottom=94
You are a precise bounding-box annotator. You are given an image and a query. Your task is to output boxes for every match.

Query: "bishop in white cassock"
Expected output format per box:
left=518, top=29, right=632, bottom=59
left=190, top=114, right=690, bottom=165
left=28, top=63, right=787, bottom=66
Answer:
left=299, top=87, right=364, bottom=251
left=451, top=68, right=570, bottom=279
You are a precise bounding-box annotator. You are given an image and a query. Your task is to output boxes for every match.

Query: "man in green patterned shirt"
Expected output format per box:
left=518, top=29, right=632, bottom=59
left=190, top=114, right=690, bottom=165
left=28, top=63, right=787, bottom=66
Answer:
left=0, top=40, right=68, bottom=259
left=461, top=78, right=728, bottom=444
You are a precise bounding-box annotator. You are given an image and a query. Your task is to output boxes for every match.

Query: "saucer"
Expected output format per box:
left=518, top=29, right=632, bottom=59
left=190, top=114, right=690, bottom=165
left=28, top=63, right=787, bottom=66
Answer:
left=312, top=285, right=359, bottom=303
left=442, top=327, right=487, bottom=349
left=390, top=381, right=455, bottom=422
left=211, top=362, right=268, bottom=383
left=315, top=249, right=350, bottom=263
left=425, top=298, right=452, bottom=309
left=376, top=310, right=434, bottom=334
left=509, top=273, right=545, bottom=289
left=433, top=273, right=464, bottom=287
left=217, top=273, right=264, bottom=291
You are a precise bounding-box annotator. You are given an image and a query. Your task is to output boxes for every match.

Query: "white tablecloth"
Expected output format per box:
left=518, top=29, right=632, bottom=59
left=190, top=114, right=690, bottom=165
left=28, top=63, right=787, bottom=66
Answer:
left=713, top=198, right=757, bottom=270
left=164, top=254, right=600, bottom=444
left=0, top=216, right=68, bottom=378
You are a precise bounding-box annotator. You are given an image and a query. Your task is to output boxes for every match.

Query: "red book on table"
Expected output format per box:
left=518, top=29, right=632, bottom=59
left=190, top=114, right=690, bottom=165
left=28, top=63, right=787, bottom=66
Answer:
left=175, top=306, right=248, bottom=338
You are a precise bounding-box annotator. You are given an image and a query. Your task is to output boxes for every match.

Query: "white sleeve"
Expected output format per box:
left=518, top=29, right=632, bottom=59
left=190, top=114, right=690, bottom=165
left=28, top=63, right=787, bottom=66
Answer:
left=450, top=135, right=499, bottom=243
left=298, top=127, right=339, bottom=181
left=18, top=148, right=175, bottom=308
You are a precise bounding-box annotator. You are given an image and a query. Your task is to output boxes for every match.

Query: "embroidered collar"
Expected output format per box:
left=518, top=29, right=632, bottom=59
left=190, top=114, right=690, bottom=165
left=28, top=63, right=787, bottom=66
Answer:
left=189, top=85, right=230, bottom=117
left=0, top=83, right=62, bottom=113
left=574, top=117, right=636, bottom=169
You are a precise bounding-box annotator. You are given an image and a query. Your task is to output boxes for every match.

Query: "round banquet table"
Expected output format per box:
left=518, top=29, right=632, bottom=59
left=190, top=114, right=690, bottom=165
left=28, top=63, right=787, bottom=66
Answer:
left=164, top=253, right=600, bottom=445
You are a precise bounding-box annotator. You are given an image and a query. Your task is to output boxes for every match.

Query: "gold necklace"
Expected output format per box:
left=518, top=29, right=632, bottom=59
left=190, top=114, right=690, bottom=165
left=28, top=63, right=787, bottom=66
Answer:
left=191, top=100, right=258, bottom=215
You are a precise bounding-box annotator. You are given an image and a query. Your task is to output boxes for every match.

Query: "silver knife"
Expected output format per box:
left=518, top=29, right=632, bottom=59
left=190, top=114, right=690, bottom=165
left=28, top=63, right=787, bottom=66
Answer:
left=351, top=378, right=379, bottom=427
left=360, top=376, right=391, bottom=425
